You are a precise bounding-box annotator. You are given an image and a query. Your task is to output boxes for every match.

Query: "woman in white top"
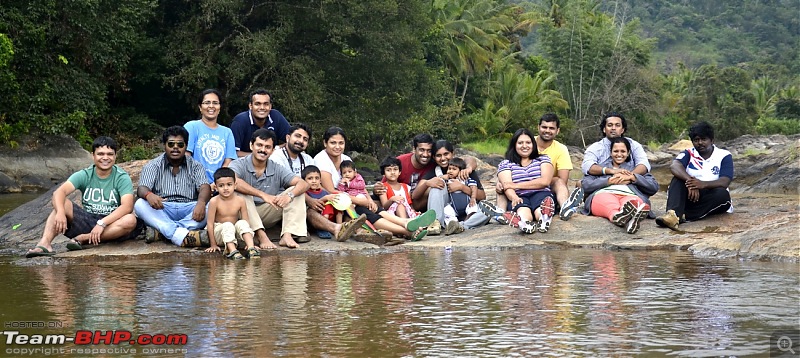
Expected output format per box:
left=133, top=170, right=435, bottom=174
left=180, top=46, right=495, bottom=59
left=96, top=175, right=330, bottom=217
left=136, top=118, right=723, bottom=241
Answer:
left=313, top=127, right=436, bottom=241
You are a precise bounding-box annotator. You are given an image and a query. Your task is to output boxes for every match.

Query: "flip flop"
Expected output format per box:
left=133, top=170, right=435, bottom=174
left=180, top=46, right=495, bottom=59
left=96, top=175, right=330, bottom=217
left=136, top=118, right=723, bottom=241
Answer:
left=411, top=229, right=428, bottom=242
left=406, top=210, right=436, bottom=232
left=66, top=240, right=84, bottom=251
left=25, top=246, right=56, bottom=258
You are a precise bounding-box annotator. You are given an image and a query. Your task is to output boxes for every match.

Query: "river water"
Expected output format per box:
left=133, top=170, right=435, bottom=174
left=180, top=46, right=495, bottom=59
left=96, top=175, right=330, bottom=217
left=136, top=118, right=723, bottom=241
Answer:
left=0, top=193, right=42, bottom=218
left=1, top=249, right=797, bottom=357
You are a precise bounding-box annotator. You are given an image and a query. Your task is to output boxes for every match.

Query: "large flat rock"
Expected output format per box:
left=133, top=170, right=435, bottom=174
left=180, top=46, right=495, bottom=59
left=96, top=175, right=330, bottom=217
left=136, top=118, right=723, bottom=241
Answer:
left=3, top=192, right=797, bottom=264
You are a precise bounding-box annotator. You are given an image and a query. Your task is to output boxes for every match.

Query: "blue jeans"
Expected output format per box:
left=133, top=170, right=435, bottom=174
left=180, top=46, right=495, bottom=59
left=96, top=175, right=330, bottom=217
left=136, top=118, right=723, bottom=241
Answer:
left=134, top=199, right=207, bottom=245
left=428, top=187, right=489, bottom=229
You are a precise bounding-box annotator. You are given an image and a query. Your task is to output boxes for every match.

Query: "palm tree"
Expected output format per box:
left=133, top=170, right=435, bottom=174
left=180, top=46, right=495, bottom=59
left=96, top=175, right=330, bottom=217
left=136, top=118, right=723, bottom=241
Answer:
left=432, top=0, right=516, bottom=110
left=751, top=76, right=778, bottom=119
left=475, top=65, right=568, bottom=135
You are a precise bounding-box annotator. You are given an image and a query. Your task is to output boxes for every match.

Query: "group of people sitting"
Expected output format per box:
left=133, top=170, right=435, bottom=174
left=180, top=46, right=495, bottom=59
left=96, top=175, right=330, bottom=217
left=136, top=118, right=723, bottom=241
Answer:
left=24, top=88, right=735, bottom=259
left=478, top=113, right=734, bottom=236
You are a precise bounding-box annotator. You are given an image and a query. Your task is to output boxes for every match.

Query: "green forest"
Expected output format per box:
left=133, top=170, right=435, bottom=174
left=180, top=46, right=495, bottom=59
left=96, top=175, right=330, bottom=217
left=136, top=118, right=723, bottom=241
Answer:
left=1, top=0, right=798, bottom=158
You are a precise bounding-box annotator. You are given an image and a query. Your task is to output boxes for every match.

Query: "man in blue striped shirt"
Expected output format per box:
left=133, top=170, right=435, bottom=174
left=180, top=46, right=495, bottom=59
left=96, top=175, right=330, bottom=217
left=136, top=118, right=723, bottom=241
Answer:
left=134, top=126, right=212, bottom=246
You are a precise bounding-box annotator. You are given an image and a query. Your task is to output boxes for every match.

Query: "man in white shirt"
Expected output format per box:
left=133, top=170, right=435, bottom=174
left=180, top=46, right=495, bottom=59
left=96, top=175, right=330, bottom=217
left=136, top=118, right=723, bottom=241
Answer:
left=268, top=123, right=314, bottom=177
left=267, top=124, right=361, bottom=241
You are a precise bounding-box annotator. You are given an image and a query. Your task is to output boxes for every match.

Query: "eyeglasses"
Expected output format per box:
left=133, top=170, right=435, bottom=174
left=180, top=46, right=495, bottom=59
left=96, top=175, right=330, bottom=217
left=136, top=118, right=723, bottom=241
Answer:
left=201, top=101, right=220, bottom=106
left=167, top=141, right=186, bottom=149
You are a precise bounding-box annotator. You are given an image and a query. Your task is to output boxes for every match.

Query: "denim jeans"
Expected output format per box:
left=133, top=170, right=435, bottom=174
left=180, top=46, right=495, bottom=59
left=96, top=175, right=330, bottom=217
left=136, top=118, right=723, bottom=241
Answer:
left=134, top=199, right=207, bottom=245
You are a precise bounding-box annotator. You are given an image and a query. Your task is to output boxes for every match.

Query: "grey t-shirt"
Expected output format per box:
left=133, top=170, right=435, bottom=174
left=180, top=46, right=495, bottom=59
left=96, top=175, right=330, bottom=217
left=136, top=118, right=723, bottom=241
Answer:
left=229, top=154, right=295, bottom=204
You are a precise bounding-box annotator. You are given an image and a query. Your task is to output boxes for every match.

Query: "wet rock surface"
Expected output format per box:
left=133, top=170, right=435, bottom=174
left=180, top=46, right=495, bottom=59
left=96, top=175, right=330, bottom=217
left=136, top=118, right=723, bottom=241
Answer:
left=1, top=135, right=798, bottom=263
left=0, top=134, right=92, bottom=193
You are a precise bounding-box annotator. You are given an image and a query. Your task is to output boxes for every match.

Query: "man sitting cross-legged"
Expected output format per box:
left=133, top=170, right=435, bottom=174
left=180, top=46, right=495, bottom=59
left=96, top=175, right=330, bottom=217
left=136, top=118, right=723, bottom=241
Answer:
left=134, top=126, right=211, bottom=247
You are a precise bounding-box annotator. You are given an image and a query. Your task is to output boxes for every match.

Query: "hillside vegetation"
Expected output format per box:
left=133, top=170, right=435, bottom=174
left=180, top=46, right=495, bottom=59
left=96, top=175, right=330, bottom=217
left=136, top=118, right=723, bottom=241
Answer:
left=0, top=0, right=797, bottom=157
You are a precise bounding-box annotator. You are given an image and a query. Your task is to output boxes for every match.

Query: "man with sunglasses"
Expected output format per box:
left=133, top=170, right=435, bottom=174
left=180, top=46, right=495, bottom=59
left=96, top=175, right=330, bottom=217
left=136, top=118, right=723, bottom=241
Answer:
left=134, top=126, right=212, bottom=247
left=231, top=88, right=291, bottom=157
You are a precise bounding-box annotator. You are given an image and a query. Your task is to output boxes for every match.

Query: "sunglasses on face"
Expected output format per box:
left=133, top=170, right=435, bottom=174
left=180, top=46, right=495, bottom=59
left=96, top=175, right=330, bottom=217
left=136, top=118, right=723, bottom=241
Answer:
left=167, top=141, right=186, bottom=149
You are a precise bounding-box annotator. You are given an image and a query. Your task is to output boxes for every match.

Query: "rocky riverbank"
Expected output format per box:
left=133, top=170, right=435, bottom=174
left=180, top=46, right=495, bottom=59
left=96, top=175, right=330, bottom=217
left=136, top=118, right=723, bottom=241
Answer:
left=0, top=134, right=92, bottom=193
left=0, top=134, right=797, bottom=263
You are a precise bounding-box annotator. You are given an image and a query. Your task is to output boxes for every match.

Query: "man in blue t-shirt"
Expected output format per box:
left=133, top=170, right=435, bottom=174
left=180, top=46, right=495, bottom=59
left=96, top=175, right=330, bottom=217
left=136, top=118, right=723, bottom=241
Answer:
left=231, top=88, right=291, bottom=157
left=25, top=137, right=141, bottom=258
left=656, top=122, right=734, bottom=231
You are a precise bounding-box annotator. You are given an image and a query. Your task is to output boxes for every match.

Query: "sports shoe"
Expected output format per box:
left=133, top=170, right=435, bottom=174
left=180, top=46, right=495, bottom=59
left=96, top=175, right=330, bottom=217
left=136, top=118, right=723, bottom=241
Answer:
left=611, top=201, right=636, bottom=227
left=626, top=203, right=650, bottom=234
left=538, top=196, right=555, bottom=233
left=182, top=230, right=205, bottom=247
left=427, top=219, right=442, bottom=236
left=559, top=187, right=584, bottom=221
left=519, top=220, right=537, bottom=234
left=145, top=227, right=165, bottom=244
left=499, top=211, right=522, bottom=228
left=655, top=209, right=680, bottom=231
left=478, top=200, right=504, bottom=223
left=182, top=230, right=210, bottom=247
left=444, top=220, right=464, bottom=235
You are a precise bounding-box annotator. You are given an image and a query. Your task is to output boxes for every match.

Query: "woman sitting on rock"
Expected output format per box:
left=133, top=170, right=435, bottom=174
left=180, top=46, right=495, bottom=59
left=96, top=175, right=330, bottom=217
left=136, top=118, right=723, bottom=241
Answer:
left=580, top=136, right=659, bottom=234
left=421, top=140, right=489, bottom=234
left=480, top=128, right=555, bottom=234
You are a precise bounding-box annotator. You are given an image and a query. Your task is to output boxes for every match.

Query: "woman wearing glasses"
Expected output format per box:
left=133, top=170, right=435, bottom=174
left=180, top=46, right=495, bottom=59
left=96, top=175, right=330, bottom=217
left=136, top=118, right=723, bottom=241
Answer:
left=184, top=89, right=238, bottom=183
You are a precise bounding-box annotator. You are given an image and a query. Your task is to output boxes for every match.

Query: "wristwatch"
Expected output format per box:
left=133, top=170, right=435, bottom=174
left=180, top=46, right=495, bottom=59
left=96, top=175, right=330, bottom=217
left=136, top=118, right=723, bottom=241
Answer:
left=286, top=192, right=295, bottom=199
left=96, top=219, right=106, bottom=228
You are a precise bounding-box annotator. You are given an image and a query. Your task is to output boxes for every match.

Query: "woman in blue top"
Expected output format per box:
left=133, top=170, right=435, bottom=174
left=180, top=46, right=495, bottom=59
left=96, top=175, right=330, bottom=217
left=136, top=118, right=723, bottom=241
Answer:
left=184, top=89, right=238, bottom=183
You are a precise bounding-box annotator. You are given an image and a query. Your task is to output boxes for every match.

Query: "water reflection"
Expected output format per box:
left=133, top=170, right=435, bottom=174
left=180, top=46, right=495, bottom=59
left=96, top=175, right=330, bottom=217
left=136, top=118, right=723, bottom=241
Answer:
left=1, top=249, right=797, bottom=357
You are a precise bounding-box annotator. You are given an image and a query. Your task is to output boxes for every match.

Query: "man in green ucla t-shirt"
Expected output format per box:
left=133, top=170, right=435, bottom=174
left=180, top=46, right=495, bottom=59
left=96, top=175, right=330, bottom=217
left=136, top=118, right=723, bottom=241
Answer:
left=25, top=136, right=141, bottom=258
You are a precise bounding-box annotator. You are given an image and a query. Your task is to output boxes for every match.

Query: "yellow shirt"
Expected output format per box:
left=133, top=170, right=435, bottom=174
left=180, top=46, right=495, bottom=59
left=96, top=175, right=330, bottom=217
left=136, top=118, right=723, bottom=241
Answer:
left=536, top=137, right=573, bottom=172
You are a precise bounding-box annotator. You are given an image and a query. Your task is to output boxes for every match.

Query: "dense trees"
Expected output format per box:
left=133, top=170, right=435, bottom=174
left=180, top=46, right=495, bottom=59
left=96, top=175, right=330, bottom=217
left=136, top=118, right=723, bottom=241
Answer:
left=0, top=0, right=797, bottom=155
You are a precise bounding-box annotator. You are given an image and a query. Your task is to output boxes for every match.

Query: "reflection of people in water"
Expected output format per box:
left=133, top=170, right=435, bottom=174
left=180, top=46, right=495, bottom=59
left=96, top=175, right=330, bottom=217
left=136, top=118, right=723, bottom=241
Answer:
left=29, top=264, right=139, bottom=331
left=29, top=266, right=77, bottom=327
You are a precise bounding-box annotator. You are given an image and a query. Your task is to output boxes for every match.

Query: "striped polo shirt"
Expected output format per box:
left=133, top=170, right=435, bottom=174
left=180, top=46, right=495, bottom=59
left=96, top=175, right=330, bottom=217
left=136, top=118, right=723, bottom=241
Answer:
left=497, top=155, right=552, bottom=196
left=138, top=153, right=208, bottom=203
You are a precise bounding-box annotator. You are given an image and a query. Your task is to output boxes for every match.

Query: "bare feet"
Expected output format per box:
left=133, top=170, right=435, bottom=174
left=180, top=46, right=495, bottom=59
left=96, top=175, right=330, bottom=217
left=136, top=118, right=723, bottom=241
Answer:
left=258, top=240, right=277, bottom=250
left=255, top=230, right=276, bottom=249
left=278, top=234, right=299, bottom=249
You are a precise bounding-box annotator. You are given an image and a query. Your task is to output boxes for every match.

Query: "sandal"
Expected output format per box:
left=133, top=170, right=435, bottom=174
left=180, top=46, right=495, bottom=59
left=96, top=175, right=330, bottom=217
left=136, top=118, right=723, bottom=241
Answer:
left=247, top=247, right=261, bottom=259
left=226, top=249, right=245, bottom=260
left=336, top=214, right=367, bottom=242
left=25, top=246, right=56, bottom=258
left=66, top=240, right=84, bottom=251
left=406, top=210, right=436, bottom=232
left=411, top=229, right=428, bottom=242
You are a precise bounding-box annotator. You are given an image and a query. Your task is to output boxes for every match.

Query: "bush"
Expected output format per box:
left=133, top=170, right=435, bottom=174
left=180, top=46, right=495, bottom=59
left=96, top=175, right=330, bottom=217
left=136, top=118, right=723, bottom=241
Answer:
left=755, top=117, right=800, bottom=135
